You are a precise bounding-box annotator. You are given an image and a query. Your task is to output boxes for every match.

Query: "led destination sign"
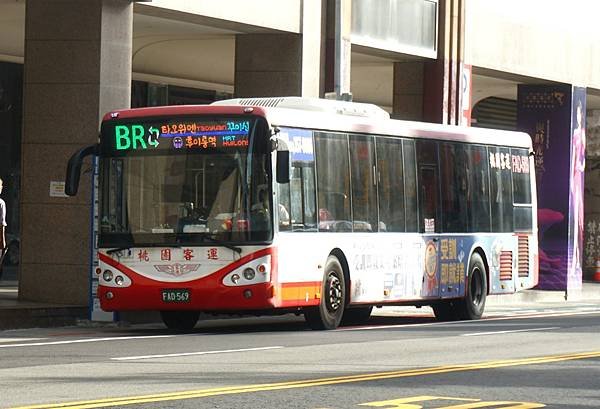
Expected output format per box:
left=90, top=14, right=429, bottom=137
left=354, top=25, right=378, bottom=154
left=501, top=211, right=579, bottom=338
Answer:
left=111, top=120, right=251, bottom=152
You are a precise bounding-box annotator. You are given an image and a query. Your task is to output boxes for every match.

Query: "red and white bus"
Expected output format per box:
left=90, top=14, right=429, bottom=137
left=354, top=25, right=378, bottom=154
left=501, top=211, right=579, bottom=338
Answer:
left=66, top=97, right=538, bottom=330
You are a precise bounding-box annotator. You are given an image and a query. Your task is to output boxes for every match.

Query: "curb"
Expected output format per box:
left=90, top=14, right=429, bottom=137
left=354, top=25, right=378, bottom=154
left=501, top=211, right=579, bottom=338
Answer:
left=0, top=306, right=88, bottom=330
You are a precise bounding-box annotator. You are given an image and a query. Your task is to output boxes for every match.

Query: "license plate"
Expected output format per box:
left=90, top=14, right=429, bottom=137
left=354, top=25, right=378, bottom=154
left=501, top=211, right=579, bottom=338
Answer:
left=161, top=289, right=190, bottom=303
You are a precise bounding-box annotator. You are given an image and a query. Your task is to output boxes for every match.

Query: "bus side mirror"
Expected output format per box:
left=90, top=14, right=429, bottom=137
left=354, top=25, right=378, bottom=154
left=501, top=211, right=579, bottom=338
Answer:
left=65, top=144, right=98, bottom=196
left=276, top=150, right=290, bottom=184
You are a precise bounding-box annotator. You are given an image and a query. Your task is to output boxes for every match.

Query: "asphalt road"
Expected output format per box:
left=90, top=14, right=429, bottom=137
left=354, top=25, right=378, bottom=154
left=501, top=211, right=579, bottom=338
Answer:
left=0, top=304, right=599, bottom=408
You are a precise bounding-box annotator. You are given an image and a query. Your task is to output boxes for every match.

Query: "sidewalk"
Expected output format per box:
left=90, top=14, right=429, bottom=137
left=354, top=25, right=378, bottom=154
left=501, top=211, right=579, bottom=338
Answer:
left=1, top=277, right=599, bottom=331
left=0, top=280, right=87, bottom=330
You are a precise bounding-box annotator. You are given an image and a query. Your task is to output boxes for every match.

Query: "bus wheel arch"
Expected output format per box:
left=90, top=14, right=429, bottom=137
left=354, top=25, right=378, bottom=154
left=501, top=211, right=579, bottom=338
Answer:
left=304, top=250, right=348, bottom=330
left=330, top=248, right=373, bottom=325
left=472, top=247, right=490, bottom=296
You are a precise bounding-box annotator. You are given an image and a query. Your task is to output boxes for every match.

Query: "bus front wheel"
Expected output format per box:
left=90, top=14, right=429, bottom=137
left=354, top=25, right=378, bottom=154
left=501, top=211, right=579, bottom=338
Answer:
left=160, top=310, right=200, bottom=331
left=456, top=252, right=487, bottom=320
left=304, top=256, right=346, bottom=330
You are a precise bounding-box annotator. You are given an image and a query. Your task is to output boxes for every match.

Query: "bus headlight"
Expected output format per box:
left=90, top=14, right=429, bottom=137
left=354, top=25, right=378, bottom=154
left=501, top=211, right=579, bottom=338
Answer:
left=231, top=273, right=241, bottom=284
left=103, top=270, right=114, bottom=282
left=243, top=268, right=256, bottom=280
left=114, top=275, right=125, bottom=286
left=257, top=263, right=268, bottom=274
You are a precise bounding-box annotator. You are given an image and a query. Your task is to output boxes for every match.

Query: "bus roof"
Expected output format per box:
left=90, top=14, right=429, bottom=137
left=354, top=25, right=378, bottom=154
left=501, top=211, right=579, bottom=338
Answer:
left=213, top=97, right=532, bottom=150
left=103, top=97, right=532, bottom=149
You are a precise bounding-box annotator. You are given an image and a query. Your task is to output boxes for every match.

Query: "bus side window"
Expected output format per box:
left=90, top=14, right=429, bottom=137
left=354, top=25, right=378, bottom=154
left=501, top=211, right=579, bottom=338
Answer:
left=277, top=180, right=292, bottom=231
left=278, top=128, right=317, bottom=232
left=416, top=140, right=440, bottom=234
left=468, top=145, right=491, bottom=232
left=489, top=146, right=513, bottom=232
left=511, top=148, right=532, bottom=232
left=289, top=165, right=317, bottom=231
left=315, top=132, right=351, bottom=232
left=440, top=143, right=468, bottom=233
left=376, top=137, right=405, bottom=232
left=349, top=134, right=377, bottom=232
left=403, top=140, right=418, bottom=232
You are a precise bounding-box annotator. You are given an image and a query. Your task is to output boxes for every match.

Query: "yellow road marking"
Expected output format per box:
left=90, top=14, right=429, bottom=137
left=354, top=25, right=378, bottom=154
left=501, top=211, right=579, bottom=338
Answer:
left=360, top=395, right=545, bottom=408
left=360, top=395, right=479, bottom=408
left=12, top=350, right=600, bottom=409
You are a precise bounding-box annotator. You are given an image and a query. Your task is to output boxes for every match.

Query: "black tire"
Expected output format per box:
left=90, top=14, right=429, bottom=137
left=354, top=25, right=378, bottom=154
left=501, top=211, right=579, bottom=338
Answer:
left=304, top=256, right=346, bottom=330
left=160, top=310, right=200, bottom=331
left=455, top=252, right=487, bottom=320
left=432, top=300, right=459, bottom=321
left=341, top=306, right=373, bottom=326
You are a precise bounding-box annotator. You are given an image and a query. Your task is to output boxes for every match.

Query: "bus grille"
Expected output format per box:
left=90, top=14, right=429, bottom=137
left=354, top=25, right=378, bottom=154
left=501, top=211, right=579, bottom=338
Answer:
left=499, top=251, right=513, bottom=281
left=518, top=235, right=530, bottom=277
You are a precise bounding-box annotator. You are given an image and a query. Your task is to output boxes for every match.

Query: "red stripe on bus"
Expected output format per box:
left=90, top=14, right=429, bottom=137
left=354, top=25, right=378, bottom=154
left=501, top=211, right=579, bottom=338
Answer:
left=98, top=247, right=275, bottom=285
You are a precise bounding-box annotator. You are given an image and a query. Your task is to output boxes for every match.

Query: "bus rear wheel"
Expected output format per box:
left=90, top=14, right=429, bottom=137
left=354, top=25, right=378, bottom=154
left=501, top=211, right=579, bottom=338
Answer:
left=456, top=253, right=487, bottom=320
left=304, top=256, right=346, bottom=330
left=160, top=310, right=200, bottom=331
left=432, top=300, right=459, bottom=321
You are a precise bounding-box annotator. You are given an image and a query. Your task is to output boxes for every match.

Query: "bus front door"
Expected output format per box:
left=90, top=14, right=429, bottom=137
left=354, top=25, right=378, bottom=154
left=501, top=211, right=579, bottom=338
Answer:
left=419, top=165, right=441, bottom=298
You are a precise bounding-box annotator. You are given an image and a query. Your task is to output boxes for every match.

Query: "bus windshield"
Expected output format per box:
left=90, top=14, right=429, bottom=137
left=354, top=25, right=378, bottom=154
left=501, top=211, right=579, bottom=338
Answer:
left=98, top=116, right=272, bottom=247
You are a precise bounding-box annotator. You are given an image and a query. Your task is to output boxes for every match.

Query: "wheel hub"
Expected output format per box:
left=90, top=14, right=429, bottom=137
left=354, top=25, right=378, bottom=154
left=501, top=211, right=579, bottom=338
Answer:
left=327, top=274, right=342, bottom=311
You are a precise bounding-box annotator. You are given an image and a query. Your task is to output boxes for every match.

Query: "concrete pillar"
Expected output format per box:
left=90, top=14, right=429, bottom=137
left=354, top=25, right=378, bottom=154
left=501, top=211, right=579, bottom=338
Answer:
left=235, top=1, right=324, bottom=98
left=392, top=0, right=467, bottom=124
left=392, top=62, right=424, bottom=121
left=301, top=0, right=325, bottom=98
left=20, top=0, right=132, bottom=304
left=235, top=34, right=303, bottom=97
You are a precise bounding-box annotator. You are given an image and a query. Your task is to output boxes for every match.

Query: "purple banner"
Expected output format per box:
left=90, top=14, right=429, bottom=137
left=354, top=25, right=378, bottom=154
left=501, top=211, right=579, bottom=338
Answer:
left=568, top=87, right=586, bottom=291
left=517, top=84, right=583, bottom=291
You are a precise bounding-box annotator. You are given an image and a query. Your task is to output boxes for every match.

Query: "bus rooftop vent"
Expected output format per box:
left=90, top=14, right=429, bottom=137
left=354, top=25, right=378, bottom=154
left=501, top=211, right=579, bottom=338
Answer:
left=212, top=97, right=390, bottom=120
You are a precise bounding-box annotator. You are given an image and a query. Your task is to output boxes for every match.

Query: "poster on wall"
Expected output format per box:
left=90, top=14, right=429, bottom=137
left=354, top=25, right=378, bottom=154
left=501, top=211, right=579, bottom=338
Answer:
left=567, top=87, right=586, bottom=291
left=517, top=84, right=584, bottom=292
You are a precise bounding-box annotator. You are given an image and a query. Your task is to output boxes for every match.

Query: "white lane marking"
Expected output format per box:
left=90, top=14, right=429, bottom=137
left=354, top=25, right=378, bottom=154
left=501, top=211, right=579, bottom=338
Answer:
left=112, top=345, right=284, bottom=361
left=342, top=310, right=600, bottom=331
left=0, top=338, right=47, bottom=344
left=0, top=335, right=175, bottom=348
left=462, top=327, right=560, bottom=337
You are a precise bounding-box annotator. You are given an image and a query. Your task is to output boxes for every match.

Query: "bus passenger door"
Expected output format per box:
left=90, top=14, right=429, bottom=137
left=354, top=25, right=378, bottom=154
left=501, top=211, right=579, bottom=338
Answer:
left=417, top=142, right=441, bottom=298
left=419, top=165, right=441, bottom=298
left=419, top=166, right=439, bottom=235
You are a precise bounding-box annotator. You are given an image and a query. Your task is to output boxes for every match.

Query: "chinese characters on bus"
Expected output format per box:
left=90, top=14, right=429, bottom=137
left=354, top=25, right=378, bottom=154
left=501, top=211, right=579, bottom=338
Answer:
left=114, top=120, right=251, bottom=152
left=489, top=152, right=530, bottom=173
left=133, top=247, right=223, bottom=263
left=439, top=238, right=465, bottom=290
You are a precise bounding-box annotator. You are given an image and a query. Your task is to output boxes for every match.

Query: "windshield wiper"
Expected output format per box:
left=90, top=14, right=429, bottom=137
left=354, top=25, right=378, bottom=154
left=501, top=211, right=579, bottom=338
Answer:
left=188, top=234, right=242, bottom=255
left=106, top=246, right=132, bottom=255
left=106, top=243, right=181, bottom=255
left=104, top=238, right=241, bottom=255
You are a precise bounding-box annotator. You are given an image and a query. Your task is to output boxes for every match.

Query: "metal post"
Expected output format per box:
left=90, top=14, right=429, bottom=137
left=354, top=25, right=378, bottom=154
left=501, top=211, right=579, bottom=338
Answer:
left=334, top=0, right=352, bottom=101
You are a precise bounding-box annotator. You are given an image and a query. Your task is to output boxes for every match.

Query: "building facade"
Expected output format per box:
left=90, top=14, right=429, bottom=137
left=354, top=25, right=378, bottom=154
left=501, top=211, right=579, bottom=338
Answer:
left=0, top=0, right=599, bottom=305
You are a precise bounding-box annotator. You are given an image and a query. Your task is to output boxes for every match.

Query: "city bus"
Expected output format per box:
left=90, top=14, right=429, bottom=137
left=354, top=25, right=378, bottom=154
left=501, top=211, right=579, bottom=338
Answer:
left=65, top=97, right=538, bottom=330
